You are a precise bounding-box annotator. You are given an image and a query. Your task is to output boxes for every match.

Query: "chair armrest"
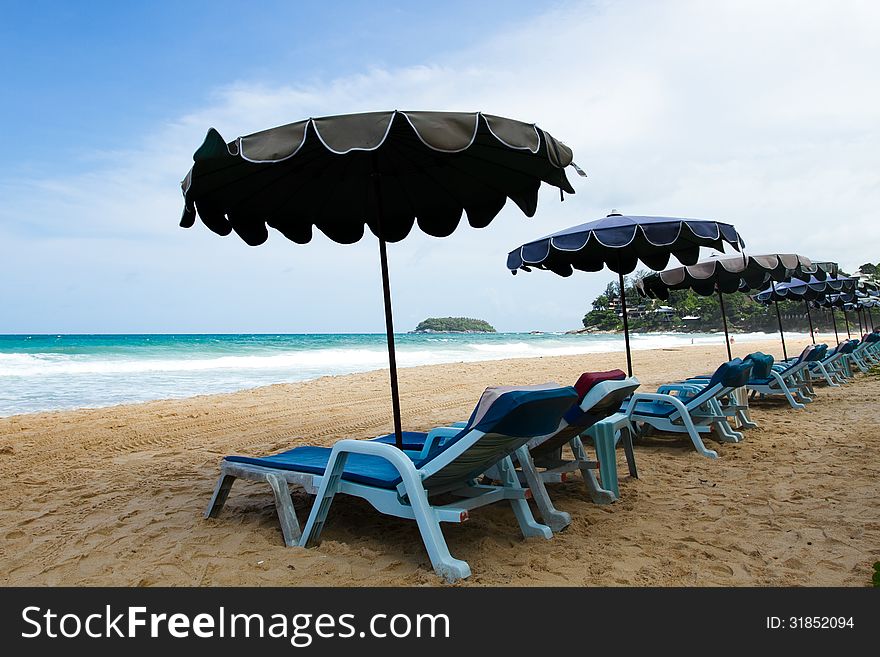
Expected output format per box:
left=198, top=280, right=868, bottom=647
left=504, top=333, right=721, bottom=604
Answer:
left=624, top=392, right=689, bottom=419
left=419, top=427, right=464, bottom=459
left=657, top=383, right=705, bottom=396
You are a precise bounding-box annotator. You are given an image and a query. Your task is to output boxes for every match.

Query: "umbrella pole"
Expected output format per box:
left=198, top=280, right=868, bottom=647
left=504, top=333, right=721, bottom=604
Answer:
left=371, top=164, right=404, bottom=449
left=830, top=308, right=840, bottom=345
left=870, top=309, right=875, bottom=331
left=717, top=289, right=732, bottom=360
left=772, top=283, right=788, bottom=360
left=377, top=236, right=403, bottom=447
left=618, top=271, right=633, bottom=376
left=857, top=308, right=864, bottom=336
left=843, top=309, right=851, bottom=338
left=804, top=299, right=815, bottom=344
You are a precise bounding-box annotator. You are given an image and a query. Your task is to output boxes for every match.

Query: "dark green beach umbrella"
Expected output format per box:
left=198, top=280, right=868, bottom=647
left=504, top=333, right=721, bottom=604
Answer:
left=180, top=110, right=578, bottom=447
left=638, top=254, right=834, bottom=361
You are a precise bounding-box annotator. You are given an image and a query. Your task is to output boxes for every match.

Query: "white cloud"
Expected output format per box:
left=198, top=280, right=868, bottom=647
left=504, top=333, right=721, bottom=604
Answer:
left=2, top=0, right=879, bottom=332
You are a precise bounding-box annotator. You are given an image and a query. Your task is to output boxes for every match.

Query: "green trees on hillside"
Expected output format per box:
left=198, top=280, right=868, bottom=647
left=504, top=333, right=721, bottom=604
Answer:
left=581, top=270, right=871, bottom=334
left=414, top=317, right=496, bottom=332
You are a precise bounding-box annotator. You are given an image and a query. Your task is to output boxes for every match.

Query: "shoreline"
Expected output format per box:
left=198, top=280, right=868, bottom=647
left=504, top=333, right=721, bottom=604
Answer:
left=0, top=331, right=830, bottom=420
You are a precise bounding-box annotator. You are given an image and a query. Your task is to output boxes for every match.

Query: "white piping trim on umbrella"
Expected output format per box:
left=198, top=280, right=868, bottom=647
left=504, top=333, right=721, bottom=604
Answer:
left=312, top=113, right=399, bottom=155
left=518, top=240, right=553, bottom=265
left=231, top=111, right=551, bottom=164
left=518, top=219, right=739, bottom=266
left=483, top=115, right=541, bottom=154
left=237, top=120, right=311, bottom=164
left=399, top=111, right=481, bottom=154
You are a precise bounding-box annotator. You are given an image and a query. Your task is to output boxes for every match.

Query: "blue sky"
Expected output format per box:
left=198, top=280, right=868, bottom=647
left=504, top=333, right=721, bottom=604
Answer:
left=1, top=0, right=879, bottom=333
left=0, top=0, right=544, bottom=178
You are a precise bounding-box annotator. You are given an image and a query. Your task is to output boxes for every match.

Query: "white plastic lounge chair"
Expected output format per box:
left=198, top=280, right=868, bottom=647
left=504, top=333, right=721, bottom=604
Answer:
left=374, top=371, right=641, bottom=531
left=205, top=384, right=579, bottom=583
left=511, top=371, right=640, bottom=508
left=680, top=355, right=765, bottom=430
left=847, top=337, right=879, bottom=372
left=625, top=360, right=753, bottom=459
left=747, top=345, right=817, bottom=409
left=805, top=344, right=849, bottom=387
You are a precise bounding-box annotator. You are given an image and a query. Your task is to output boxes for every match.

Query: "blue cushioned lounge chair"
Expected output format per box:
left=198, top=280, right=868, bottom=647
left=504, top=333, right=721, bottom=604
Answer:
left=624, top=359, right=753, bottom=459
left=746, top=345, right=818, bottom=409
left=847, top=336, right=879, bottom=373
left=804, top=343, right=850, bottom=386
left=374, top=371, right=641, bottom=531
left=205, top=384, right=578, bottom=583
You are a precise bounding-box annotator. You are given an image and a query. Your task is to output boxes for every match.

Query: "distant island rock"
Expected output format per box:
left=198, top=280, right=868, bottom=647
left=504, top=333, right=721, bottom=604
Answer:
left=412, top=317, right=497, bottom=333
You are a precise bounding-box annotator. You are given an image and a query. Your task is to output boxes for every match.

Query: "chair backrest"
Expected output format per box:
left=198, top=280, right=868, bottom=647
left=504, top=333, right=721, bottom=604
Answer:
left=744, top=352, right=774, bottom=379
left=677, top=359, right=751, bottom=414
left=565, top=370, right=637, bottom=423
left=796, top=344, right=817, bottom=363
left=808, top=344, right=828, bottom=361
left=707, top=358, right=743, bottom=389
left=419, top=384, right=579, bottom=491
left=839, top=341, right=856, bottom=354
left=530, top=372, right=640, bottom=456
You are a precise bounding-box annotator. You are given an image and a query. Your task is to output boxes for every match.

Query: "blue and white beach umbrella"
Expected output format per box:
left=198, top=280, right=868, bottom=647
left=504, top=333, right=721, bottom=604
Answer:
left=507, top=212, right=745, bottom=375
left=754, top=275, right=857, bottom=347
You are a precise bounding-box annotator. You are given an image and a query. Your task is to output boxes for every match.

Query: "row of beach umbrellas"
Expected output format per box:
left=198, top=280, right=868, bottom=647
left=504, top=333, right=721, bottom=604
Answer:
left=179, top=109, right=870, bottom=445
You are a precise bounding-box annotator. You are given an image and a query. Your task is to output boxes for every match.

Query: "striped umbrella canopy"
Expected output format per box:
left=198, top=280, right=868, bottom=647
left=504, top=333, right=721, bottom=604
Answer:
left=753, top=275, right=858, bottom=303
left=506, top=212, right=745, bottom=375
left=638, top=254, right=837, bottom=360
left=811, top=292, right=867, bottom=341
left=638, top=254, right=835, bottom=299
left=180, top=110, right=578, bottom=447
left=754, top=275, right=857, bottom=346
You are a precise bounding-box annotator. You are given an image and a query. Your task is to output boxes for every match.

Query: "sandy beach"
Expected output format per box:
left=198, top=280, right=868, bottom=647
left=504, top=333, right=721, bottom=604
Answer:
left=0, top=335, right=877, bottom=587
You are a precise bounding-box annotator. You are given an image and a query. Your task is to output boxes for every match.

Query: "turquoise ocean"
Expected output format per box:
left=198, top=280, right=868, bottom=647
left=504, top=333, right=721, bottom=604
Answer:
left=0, top=332, right=791, bottom=416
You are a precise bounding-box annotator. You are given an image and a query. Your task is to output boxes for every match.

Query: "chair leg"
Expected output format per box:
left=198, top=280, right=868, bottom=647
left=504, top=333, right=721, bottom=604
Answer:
left=680, top=418, right=719, bottom=459
left=205, top=471, right=236, bottom=518
left=405, top=485, right=471, bottom=583
left=590, top=421, right=621, bottom=501
left=266, top=474, right=302, bottom=547
left=619, top=427, right=639, bottom=479
left=514, top=446, right=571, bottom=532
left=496, top=456, right=552, bottom=540
left=736, top=407, right=758, bottom=429
left=714, top=419, right=743, bottom=442
left=779, top=382, right=807, bottom=410
left=569, top=436, right=615, bottom=504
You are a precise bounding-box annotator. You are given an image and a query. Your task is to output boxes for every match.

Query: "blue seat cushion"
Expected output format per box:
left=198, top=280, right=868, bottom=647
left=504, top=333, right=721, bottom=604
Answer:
left=371, top=431, right=428, bottom=450
left=225, top=446, right=429, bottom=489
left=630, top=400, right=677, bottom=418
left=748, top=377, right=773, bottom=385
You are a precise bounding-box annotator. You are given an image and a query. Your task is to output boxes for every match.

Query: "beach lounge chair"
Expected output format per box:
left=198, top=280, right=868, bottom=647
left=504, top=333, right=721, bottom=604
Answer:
left=625, top=359, right=753, bottom=459
left=847, top=336, right=880, bottom=373
left=375, top=371, right=641, bottom=530
left=805, top=344, right=850, bottom=387
left=680, top=354, right=767, bottom=430
left=516, top=370, right=640, bottom=506
left=747, top=345, right=818, bottom=409
left=205, top=383, right=578, bottom=583
left=831, top=340, right=859, bottom=380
